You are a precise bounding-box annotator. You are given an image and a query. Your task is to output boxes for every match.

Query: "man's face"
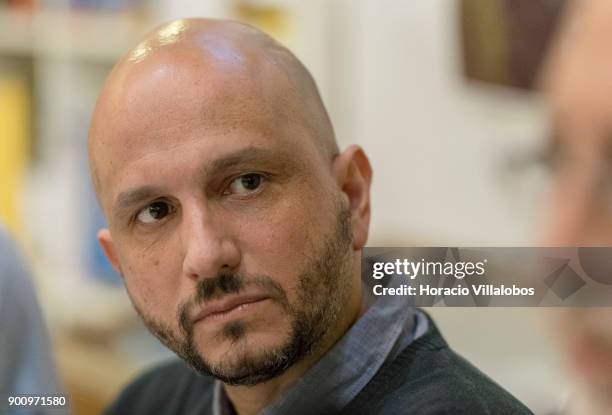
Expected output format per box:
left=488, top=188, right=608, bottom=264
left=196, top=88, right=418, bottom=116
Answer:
left=540, top=2, right=612, bottom=401
left=92, top=54, right=360, bottom=385
left=541, top=105, right=612, bottom=398
left=540, top=118, right=612, bottom=245
left=541, top=0, right=612, bottom=245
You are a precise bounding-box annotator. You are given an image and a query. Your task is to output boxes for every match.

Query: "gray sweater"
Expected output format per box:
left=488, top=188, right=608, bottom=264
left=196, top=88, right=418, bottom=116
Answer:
left=106, top=312, right=533, bottom=414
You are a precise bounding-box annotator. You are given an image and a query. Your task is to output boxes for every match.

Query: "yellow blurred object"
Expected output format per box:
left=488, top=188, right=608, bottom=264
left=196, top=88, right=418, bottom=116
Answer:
left=0, top=72, right=30, bottom=237
left=233, top=0, right=289, bottom=40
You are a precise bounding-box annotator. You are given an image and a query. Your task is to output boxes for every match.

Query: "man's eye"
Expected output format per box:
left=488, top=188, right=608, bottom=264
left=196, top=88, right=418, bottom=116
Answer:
left=136, top=202, right=171, bottom=224
left=227, top=173, right=263, bottom=195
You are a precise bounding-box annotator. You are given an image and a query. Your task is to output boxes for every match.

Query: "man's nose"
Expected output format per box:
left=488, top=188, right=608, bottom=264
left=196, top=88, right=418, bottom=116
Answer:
left=180, top=205, right=241, bottom=282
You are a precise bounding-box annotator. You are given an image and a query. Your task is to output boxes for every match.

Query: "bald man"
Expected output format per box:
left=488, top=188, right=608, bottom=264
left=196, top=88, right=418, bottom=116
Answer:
left=89, top=19, right=531, bottom=415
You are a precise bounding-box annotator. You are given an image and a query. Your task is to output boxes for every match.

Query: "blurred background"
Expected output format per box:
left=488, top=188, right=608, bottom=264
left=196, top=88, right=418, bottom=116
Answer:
left=0, top=0, right=579, bottom=414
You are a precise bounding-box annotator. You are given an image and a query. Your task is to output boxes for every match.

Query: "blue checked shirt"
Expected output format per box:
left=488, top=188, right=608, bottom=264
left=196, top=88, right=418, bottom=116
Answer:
left=212, top=276, right=428, bottom=415
left=0, top=225, right=68, bottom=415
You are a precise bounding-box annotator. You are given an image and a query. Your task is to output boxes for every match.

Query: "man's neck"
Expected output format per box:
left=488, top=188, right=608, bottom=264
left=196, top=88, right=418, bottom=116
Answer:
left=224, top=281, right=364, bottom=415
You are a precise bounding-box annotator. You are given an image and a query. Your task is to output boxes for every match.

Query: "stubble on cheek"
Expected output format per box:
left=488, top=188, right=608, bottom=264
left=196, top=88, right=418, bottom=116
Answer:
left=133, top=299, right=188, bottom=355
left=120, top=266, right=189, bottom=357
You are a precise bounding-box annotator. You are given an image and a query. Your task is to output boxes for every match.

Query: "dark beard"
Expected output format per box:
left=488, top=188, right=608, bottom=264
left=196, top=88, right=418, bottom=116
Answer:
left=130, top=204, right=354, bottom=386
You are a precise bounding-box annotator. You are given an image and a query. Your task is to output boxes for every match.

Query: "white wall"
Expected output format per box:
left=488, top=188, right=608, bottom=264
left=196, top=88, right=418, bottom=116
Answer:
left=329, top=0, right=548, bottom=246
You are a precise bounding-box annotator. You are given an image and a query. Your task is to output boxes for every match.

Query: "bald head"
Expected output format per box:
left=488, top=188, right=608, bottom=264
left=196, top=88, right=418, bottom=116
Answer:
left=89, top=18, right=337, bottom=206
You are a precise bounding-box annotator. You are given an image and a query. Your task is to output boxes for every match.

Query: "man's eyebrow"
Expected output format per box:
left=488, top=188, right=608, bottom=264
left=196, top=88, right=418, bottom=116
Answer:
left=113, top=186, right=164, bottom=218
left=205, top=146, right=294, bottom=175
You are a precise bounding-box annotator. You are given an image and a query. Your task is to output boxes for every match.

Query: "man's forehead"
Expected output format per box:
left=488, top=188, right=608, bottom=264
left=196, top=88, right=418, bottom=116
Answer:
left=542, top=1, right=612, bottom=126
left=95, top=104, right=308, bottom=200
left=95, top=66, right=297, bottom=160
left=102, top=44, right=283, bottom=122
left=91, top=50, right=297, bottom=184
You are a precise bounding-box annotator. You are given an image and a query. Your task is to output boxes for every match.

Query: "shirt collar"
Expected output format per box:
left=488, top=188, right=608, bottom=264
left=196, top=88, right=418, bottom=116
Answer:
left=213, top=277, right=421, bottom=415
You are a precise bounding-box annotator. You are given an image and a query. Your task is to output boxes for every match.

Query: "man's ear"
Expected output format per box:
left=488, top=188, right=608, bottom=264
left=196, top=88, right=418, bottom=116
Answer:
left=98, top=228, right=123, bottom=275
left=333, top=145, right=373, bottom=250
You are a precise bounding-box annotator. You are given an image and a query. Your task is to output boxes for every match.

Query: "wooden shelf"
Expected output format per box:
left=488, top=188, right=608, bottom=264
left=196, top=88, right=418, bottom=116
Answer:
left=0, top=6, right=154, bottom=61
left=56, top=336, right=151, bottom=415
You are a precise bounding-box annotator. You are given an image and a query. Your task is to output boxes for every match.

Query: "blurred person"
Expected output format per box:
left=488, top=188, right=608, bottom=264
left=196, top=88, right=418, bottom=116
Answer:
left=89, top=19, right=532, bottom=415
left=539, top=0, right=612, bottom=414
left=0, top=223, right=68, bottom=414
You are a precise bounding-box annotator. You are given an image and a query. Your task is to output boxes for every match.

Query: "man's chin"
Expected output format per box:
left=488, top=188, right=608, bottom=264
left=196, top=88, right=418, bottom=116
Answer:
left=194, top=338, right=296, bottom=386
left=196, top=319, right=290, bottom=357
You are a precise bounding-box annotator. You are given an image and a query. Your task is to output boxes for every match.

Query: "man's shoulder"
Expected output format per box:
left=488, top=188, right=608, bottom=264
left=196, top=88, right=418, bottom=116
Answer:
left=387, top=346, right=534, bottom=414
left=105, top=359, right=215, bottom=415
left=343, top=312, right=534, bottom=415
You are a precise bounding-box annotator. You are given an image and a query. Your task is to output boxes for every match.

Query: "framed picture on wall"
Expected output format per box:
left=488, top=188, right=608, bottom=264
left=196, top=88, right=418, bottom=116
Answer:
left=460, top=0, right=567, bottom=90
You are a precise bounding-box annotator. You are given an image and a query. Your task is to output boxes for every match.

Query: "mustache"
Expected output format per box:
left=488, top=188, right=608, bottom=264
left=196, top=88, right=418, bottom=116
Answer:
left=179, top=272, right=286, bottom=335
left=196, top=273, right=245, bottom=303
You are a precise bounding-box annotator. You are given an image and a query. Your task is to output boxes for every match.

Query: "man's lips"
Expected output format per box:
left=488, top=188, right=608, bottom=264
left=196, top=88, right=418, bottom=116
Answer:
left=192, top=294, right=270, bottom=325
